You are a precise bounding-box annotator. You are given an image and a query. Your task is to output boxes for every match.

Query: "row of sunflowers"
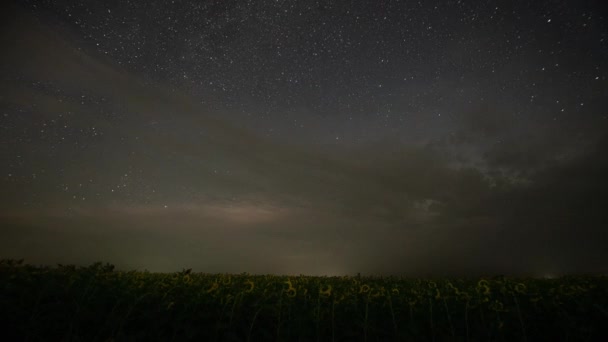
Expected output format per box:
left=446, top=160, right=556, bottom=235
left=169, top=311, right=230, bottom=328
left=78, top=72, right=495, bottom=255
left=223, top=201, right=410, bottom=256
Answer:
left=1, top=259, right=606, bottom=341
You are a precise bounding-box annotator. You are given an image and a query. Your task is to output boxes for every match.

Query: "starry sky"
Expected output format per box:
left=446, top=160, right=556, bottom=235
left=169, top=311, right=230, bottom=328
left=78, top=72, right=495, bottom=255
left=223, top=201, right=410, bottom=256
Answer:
left=1, top=0, right=607, bottom=276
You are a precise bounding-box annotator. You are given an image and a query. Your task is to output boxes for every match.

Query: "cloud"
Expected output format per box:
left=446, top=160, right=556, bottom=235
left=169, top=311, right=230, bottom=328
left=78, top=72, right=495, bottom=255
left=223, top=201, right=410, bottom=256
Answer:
left=1, top=7, right=607, bottom=276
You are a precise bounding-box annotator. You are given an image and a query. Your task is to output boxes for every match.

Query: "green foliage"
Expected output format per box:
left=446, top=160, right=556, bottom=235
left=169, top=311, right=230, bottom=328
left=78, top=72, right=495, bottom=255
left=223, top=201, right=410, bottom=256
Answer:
left=1, top=260, right=607, bottom=341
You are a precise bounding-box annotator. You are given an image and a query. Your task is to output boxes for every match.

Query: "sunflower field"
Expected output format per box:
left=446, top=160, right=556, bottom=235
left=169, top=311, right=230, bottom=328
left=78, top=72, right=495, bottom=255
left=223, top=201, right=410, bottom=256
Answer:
left=1, top=259, right=607, bottom=341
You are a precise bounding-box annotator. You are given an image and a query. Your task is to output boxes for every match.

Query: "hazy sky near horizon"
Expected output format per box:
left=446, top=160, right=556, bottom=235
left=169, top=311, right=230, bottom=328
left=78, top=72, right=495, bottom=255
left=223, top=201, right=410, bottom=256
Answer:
left=1, top=0, right=607, bottom=276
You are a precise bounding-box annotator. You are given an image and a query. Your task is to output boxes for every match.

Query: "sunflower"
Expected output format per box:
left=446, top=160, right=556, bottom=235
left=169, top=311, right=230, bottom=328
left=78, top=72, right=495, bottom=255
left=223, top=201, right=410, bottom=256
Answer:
left=244, top=279, right=255, bottom=293
left=514, top=283, right=527, bottom=294
left=319, top=284, right=332, bottom=297
left=476, top=279, right=491, bottom=295
left=457, top=290, right=471, bottom=301
left=371, top=286, right=385, bottom=298
left=446, top=282, right=459, bottom=294
left=489, top=300, right=507, bottom=312
left=286, top=287, right=297, bottom=298
left=206, top=282, right=219, bottom=293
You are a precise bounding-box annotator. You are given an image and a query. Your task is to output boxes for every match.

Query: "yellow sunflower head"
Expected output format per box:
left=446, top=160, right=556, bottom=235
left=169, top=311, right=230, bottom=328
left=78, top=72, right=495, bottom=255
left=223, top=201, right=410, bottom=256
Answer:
left=244, top=279, right=255, bottom=293
left=206, top=282, right=219, bottom=293
left=286, top=287, right=297, bottom=298
left=476, top=279, right=491, bottom=295
left=319, top=284, right=332, bottom=297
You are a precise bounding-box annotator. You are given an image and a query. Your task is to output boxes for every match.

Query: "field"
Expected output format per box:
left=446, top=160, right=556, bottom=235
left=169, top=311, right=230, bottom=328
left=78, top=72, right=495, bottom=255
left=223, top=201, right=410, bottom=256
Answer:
left=1, top=260, right=607, bottom=341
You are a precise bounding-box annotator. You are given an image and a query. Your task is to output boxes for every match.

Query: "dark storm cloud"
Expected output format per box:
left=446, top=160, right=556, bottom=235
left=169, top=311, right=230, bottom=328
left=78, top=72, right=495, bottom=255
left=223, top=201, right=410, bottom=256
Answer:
left=462, top=135, right=608, bottom=275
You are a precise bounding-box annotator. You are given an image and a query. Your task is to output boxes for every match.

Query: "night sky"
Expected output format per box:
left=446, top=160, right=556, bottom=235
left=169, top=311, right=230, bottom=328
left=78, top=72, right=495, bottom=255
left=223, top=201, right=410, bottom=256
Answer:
left=1, top=0, right=607, bottom=276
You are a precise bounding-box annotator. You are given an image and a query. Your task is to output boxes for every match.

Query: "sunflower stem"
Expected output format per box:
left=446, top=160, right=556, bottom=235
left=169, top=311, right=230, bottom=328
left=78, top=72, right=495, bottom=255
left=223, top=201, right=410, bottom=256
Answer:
left=364, top=295, right=370, bottom=342
left=331, top=299, right=335, bottom=342
left=443, top=297, right=455, bottom=339
left=246, top=305, right=264, bottom=342
left=429, top=297, right=435, bottom=342
left=276, top=294, right=283, bottom=342
left=465, top=300, right=470, bottom=342
left=512, top=292, right=528, bottom=342
left=388, top=295, right=398, bottom=339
